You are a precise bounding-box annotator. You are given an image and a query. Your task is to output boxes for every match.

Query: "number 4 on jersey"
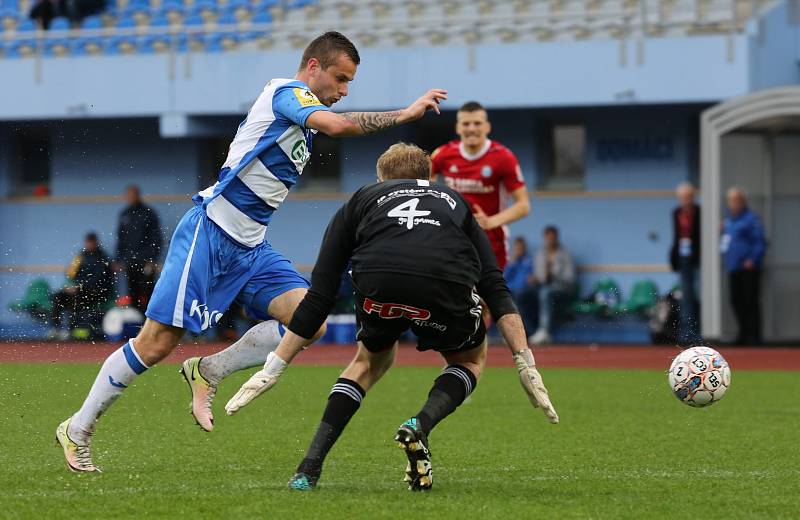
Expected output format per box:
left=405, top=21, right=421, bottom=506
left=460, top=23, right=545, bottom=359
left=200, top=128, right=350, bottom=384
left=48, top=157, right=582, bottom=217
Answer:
left=388, top=198, right=431, bottom=230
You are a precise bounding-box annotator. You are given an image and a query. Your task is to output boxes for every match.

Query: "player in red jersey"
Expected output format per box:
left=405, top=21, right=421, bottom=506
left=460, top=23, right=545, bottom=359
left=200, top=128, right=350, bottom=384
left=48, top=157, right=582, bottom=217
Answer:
left=431, top=101, right=530, bottom=269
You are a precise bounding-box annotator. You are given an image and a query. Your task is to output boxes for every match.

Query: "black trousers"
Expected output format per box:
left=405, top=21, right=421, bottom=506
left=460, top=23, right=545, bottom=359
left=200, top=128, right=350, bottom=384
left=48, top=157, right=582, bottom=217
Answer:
left=51, top=289, right=77, bottom=329
left=729, top=270, right=762, bottom=345
left=126, top=263, right=156, bottom=313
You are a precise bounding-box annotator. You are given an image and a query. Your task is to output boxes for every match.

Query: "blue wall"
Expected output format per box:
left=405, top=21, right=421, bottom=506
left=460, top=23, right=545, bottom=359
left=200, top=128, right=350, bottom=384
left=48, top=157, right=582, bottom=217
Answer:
left=0, top=103, right=699, bottom=334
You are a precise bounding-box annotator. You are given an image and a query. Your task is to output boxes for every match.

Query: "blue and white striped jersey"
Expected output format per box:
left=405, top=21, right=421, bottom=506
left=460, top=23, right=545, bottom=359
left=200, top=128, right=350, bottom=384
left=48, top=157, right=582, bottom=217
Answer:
left=194, top=78, right=330, bottom=247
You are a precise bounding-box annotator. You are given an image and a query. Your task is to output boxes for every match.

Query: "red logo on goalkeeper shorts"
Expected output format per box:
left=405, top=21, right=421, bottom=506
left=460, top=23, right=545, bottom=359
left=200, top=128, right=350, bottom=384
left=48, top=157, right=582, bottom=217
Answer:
left=363, top=298, right=431, bottom=320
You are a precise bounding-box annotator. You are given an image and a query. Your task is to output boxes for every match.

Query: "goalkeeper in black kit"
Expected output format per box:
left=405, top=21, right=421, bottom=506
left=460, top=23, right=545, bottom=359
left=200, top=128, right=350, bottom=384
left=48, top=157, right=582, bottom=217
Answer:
left=225, top=143, right=559, bottom=491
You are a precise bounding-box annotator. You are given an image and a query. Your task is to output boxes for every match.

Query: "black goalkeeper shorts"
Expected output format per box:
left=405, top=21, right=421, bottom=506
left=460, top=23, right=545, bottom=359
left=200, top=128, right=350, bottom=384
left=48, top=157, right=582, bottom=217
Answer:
left=351, top=271, right=486, bottom=353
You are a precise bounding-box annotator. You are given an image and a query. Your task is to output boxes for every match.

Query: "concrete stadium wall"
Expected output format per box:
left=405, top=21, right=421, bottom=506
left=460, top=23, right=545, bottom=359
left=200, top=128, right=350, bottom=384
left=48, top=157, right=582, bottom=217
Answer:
left=749, top=1, right=800, bottom=91
left=0, top=35, right=755, bottom=121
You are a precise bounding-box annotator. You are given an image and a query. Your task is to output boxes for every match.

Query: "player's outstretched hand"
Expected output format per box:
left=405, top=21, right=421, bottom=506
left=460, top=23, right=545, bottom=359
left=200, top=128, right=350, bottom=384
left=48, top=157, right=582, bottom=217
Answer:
left=400, top=89, right=448, bottom=122
left=512, top=348, right=559, bottom=424
left=224, top=352, right=287, bottom=415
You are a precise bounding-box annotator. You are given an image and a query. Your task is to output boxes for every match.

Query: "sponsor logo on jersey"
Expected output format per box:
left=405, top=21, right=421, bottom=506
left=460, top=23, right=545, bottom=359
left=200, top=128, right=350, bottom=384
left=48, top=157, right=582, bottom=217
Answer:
left=293, top=87, right=323, bottom=107
left=481, top=165, right=493, bottom=178
left=363, top=298, right=431, bottom=320
left=443, top=176, right=495, bottom=194
left=190, top=300, right=223, bottom=331
left=449, top=164, right=458, bottom=173
left=277, top=126, right=312, bottom=172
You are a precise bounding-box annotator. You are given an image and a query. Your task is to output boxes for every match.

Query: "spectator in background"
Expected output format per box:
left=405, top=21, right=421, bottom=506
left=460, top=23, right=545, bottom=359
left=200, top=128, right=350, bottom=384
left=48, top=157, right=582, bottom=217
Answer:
left=115, top=185, right=162, bottom=313
left=669, top=182, right=701, bottom=343
left=529, top=225, right=576, bottom=346
left=49, top=232, right=114, bottom=339
left=722, top=187, right=767, bottom=345
left=30, top=0, right=106, bottom=29
left=504, top=237, right=536, bottom=335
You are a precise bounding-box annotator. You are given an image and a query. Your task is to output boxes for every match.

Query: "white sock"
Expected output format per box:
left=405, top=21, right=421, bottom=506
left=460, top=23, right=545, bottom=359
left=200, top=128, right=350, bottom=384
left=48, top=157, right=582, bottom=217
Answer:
left=69, top=339, right=149, bottom=444
left=199, top=320, right=285, bottom=384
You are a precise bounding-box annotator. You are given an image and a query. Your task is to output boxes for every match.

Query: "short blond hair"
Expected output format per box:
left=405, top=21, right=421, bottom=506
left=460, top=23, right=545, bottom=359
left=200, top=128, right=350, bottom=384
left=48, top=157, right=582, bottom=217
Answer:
left=376, top=142, right=431, bottom=181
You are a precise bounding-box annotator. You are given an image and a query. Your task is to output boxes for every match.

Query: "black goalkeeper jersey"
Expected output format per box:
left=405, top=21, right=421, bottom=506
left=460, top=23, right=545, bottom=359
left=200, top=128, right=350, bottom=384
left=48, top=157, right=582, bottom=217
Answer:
left=289, top=179, right=517, bottom=339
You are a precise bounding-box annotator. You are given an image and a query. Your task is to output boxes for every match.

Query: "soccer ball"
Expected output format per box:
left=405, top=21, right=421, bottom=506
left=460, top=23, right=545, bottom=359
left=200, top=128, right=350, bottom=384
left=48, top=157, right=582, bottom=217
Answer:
left=668, top=345, right=731, bottom=407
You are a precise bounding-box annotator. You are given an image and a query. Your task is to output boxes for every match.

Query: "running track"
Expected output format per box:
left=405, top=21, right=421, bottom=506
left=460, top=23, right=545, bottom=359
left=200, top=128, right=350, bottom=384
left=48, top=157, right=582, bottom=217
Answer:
left=1, top=342, right=799, bottom=370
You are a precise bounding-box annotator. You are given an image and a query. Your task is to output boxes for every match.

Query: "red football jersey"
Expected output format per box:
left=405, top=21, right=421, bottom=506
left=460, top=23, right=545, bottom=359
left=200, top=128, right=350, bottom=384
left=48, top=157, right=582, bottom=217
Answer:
left=431, top=139, right=526, bottom=268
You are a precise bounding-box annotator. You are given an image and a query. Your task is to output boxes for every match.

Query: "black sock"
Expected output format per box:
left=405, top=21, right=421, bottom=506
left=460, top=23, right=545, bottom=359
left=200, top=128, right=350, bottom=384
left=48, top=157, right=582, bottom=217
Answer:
left=415, top=364, right=477, bottom=436
left=296, top=378, right=365, bottom=479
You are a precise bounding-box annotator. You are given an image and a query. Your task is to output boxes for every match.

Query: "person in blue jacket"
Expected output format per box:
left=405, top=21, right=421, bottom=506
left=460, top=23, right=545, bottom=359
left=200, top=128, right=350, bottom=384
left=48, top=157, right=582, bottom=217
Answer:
left=721, top=187, right=767, bottom=345
left=504, top=237, right=536, bottom=335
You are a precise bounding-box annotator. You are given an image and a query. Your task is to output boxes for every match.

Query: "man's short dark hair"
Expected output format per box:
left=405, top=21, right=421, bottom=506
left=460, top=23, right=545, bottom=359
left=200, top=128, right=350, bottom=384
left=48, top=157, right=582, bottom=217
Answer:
left=299, top=31, right=360, bottom=70
left=85, top=232, right=99, bottom=242
left=458, top=101, right=486, bottom=113
left=543, top=225, right=559, bottom=236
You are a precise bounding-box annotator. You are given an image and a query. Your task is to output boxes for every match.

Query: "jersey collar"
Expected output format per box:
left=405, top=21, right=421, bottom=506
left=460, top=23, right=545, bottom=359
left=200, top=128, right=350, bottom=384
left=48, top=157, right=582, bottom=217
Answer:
left=459, top=139, right=492, bottom=161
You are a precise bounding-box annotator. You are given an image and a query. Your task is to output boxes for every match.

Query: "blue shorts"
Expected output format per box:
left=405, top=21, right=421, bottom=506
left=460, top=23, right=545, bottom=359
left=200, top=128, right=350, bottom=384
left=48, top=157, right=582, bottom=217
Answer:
left=146, top=205, right=309, bottom=334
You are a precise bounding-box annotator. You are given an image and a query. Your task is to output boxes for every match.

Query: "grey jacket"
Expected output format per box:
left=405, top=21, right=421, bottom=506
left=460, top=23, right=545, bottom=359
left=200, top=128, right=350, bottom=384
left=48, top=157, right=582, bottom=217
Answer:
left=534, top=247, right=576, bottom=292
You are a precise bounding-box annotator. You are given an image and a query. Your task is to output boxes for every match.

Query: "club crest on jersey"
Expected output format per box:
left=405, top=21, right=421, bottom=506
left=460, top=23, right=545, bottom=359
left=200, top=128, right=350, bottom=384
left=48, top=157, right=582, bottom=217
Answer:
left=481, top=165, right=493, bottom=178
left=449, top=165, right=458, bottom=173
left=293, top=87, right=322, bottom=107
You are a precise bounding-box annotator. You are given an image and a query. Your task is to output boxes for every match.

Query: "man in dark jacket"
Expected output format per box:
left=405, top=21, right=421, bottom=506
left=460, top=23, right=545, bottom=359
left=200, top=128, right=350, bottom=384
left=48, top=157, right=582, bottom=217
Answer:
left=115, top=185, right=162, bottom=312
left=722, top=187, right=767, bottom=345
left=669, top=182, right=701, bottom=343
left=50, top=232, right=114, bottom=339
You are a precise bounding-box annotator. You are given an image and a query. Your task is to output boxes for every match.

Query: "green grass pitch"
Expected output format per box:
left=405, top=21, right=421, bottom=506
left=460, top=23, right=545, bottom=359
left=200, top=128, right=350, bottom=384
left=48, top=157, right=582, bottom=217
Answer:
left=1, top=362, right=798, bottom=518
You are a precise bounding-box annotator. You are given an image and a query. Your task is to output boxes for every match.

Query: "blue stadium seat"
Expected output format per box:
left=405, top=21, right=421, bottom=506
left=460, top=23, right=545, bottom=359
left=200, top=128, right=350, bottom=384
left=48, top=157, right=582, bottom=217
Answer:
left=183, top=11, right=204, bottom=30
left=44, top=37, right=70, bottom=57
left=49, top=17, right=71, bottom=31
left=203, top=32, right=225, bottom=52
left=182, top=12, right=204, bottom=48
left=0, top=7, right=17, bottom=29
left=216, top=10, right=237, bottom=25
left=161, top=0, right=182, bottom=16
left=253, top=0, right=281, bottom=9
left=81, top=15, right=104, bottom=29
left=108, top=14, right=137, bottom=53
left=115, top=14, right=137, bottom=28
left=16, top=19, right=37, bottom=32
left=149, top=12, right=170, bottom=27
left=194, top=0, right=216, bottom=12
left=138, top=34, right=172, bottom=53
left=250, top=10, right=272, bottom=24
left=71, top=35, right=105, bottom=55
left=287, top=0, right=314, bottom=7
left=106, top=34, right=138, bottom=53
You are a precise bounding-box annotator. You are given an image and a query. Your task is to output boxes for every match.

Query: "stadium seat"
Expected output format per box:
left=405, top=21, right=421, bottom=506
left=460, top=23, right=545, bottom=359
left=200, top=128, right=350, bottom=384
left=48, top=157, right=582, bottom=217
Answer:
left=182, top=12, right=205, bottom=49
left=107, top=14, right=138, bottom=53
left=6, top=18, right=38, bottom=57
left=138, top=33, right=172, bottom=52
left=574, top=279, right=622, bottom=317
left=49, top=17, right=71, bottom=32
left=1, top=7, right=16, bottom=34
left=194, top=0, right=217, bottom=22
left=8, top=278, right=52, bottom=322
left=216, top=10, right=237, bottom=26
left=616, top=279, right=659, bottom=314
left=71, top=35, right=105, bottom=55
left=81, top=15, right=104, bottom=29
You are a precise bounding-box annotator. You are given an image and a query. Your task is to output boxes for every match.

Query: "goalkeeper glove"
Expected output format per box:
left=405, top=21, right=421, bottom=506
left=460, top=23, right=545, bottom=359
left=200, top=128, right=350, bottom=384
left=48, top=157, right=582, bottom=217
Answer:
left=512, top=348, right=559, bottom=424
left=225, top=351, right=287, bottom=415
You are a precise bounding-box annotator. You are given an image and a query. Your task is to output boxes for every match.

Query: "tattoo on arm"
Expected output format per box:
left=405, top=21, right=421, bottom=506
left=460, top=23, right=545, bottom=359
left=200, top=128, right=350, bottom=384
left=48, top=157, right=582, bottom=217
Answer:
left=341, top=111, right=403, bottom=134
